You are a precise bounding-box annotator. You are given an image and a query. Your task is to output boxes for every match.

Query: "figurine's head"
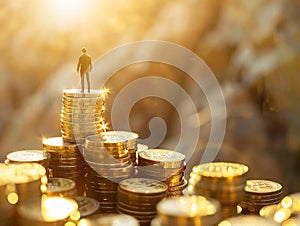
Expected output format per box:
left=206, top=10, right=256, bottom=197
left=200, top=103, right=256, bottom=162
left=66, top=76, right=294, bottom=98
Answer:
left=81, top=47, right=87, bottom=53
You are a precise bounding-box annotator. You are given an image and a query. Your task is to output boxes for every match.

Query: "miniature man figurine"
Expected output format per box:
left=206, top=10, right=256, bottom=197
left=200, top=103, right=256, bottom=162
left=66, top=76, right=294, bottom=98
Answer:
left=77, top=47, right=92, bottom=93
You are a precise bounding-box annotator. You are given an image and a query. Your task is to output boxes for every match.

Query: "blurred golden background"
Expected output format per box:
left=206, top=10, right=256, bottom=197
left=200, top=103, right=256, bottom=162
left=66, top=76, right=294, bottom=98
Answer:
left=0, top=0, right=300, bottom=192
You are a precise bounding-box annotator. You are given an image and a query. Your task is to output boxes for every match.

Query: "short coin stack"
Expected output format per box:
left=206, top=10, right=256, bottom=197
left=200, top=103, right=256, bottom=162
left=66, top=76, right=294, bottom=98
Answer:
left=240, top=179, right=283, bottom=214
left=102, top=131, right=139, bottom=165
left=45, top=177, right=77, bottom=198
left=138, top=149, right=187, bottom=197
left=60, top=89, right=108, bottom=143
left=5, top=150, right=50, bottom=176
left=152, top=196, right=221, bottom=226
left=117, top=178, right=168, bottom=226
left=42, top=137, right=86, bottom=195
left=84, top=133, right=134, bottom=213
left=188, top=162, right=249, bottom=219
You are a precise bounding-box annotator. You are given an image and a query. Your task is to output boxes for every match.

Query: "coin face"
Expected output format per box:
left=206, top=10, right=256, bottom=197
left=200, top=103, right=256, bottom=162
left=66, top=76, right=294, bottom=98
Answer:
left=193, top=162, right=249, bottom=178
left=157, top=196, right=220, bottom=217
left=42, top=137, right=79, bottom=150
left=119, top=178, right=168, bottom=194
left=46, top=178, right=76, bottom=192
left=245, top=180, right=282, bottom=194
left=139, top=149, right=185, bottom=163
left=63, top=89, right=108, bottom=98
left=7, top=150, right=47, bottom=162
left=75, top=196, right=100, bottom=217
left=100, top=131, right=139, bottom=142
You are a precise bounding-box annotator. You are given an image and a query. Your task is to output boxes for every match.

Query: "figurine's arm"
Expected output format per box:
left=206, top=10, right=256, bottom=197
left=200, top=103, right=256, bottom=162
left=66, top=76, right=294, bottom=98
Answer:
left=89, top=58, right=92, bottom=72
left=76, top=58, right=81, bottom=73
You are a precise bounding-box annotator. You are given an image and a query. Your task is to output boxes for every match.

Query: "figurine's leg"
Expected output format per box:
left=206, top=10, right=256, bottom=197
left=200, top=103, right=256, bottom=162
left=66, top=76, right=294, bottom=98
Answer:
left=86, top=72, right=90, bottom=93
left=81, top=74, right=84, bottom=92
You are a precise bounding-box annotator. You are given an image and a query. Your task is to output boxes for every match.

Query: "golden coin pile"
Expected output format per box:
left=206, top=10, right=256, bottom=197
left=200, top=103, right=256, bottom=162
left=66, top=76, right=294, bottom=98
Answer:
left=78, top=214, right=140, bottom=226
left=60, top=89, right=108, bottom=143
left=188, top=162, right=249, bottom=219
left=45, top=177, right=77, bottom=198
left=138, top=149, right=187, bottom=197
left=42, top=137, right=86, bottom=195
left=84, top=133, right=134, bottom=213
left=152, top=195, right=221, bottom=226
left=218, top=215, right=278, bottom=226
left=117, top=178, right=168, bottom=226
left=102, top=131, right=139, bottom=164
left=240, top=179, right=283, bottom=214
left=259, top=192, right=300, bottom=225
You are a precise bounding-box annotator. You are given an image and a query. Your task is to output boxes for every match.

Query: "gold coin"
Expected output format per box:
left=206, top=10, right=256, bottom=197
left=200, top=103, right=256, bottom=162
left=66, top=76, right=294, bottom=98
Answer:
left=119, top=178, right=168, bottom=194
left=7, top=150, right=48, bottom=162
left=63, top=89, right=108, bottom=98
left=245, top=180, right=282, bottom=194
left=138, top=149, right=185, bottom=168
left=100, top=131, right=138, bottom=142
left=192, top=162, right=249, bottom=178
left=85, top=134, right=127, bottom=146
left=42, top=137, right=80, bottom=150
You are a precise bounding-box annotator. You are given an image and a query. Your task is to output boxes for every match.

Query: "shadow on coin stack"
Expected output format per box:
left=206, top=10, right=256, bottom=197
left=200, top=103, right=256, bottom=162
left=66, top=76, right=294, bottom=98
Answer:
left=0, top=163, right=48, bottom=225
left=117, top=178, right=168, bottom=226
left=240, top=179, right=283, bottom=214
left=138, top=149, right=187, bottom=197
left=84, top=133, right=134, bottom=213
left=188, top=162, right=249, bottom=219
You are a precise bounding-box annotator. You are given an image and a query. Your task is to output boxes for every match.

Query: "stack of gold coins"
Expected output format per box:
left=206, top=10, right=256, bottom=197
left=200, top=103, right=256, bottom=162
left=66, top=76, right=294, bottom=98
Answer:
left=218, top=215, right=278, bottom=226
left=138, top=149, right=187, bottom=197
left=240, top=179, right=283, bottom=214
left=0, top=163, right=47, bottom=205
left=152, top=196, right=221, bottom=226
left=61, top=89, right=108, bottom=143
left=5, top=150, right=50, bottom=176
left=45, top=178, right=77, bottom=198
left=117, top=178, right=168, bottom=226
left=42, top=137, right=86, bottom=195
left=77, top=214, right=140, bottom=226
left=74, top=196, right=100, bottom=217
left=188, top=162, right=249, bottom=219
left=101, top=131, right=139, bottom=164
left=16, top=196, right=78, bottom=226
left=84, top=133, right=134, bottom=213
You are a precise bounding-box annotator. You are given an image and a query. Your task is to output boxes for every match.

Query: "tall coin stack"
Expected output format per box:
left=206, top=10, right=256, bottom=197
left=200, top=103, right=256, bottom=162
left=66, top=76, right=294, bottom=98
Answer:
left=42, top=137, right=86, bottom=195
left=240, top=179, right=283, bottom=214
left=138, top=149, right=187, bottom=197
left=84, top=133, right=134, bottom=213
left=188, top=162, right=249, bottom=219
left=60, top=89, right=108, bottom=143
left=117, top=178, right=168, bottom=226
left=152, top=196, right=221, bottom=226
left=5, top=150, right=50, bottom=176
